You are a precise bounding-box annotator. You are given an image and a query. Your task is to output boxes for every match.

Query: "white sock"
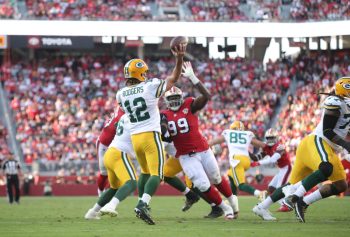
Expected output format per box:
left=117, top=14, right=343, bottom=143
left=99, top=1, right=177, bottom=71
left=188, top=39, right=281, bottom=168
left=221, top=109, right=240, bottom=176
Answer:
left=227, top=195, right=239, bottom=212
left=92, top=203, right=101, bottom=212
left=254, top=190, right=261, bottom=198
left=303, top=189, right=322, bottom=205
left=109, top=197, right=120, bottom=209
left=141, top=193, right=152, bottom=205
left=182, top=187, right=190, bottom=195
left=97, top=189, right=102, bottom=197
left=258, top=196, right=273, bottom=209
left=293, top=185, right=307, bottom=198
left=278, top=199, right=283, bottom=205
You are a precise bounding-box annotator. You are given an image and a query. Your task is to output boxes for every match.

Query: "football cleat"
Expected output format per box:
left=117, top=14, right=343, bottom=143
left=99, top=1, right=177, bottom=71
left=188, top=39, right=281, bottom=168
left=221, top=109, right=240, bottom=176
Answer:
left=84, top=208, right=101, bottom=220
left=220, top=202, right=234, bottom=221
left=295, top=199, right=308, bottom=223
left=182, top=191, right=200, bottom=212
left=277, top=204, right=292, bottom=212
left=252, top=205, right=277, bottom=221
left=204, top=206, right=224, bottom=218
left=100, top=203, right=118, bottom=217
left=134, top=201, right=155, bottom=225
left=283, top=195, right=299, bottom=210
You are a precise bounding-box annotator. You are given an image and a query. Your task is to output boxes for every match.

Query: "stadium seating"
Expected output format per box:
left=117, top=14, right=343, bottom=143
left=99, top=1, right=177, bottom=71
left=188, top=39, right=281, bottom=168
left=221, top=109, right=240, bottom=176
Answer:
left=0, top=0, right=348, bottom=21
left=275, top=52, right=350, bottom=157
left=2, top=55, right=290, bottom=174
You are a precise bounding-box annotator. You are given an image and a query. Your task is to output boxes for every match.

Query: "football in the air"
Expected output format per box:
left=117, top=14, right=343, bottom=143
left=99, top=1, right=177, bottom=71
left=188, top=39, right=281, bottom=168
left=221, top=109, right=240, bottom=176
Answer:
left=170, top=36, right=188, bottom=49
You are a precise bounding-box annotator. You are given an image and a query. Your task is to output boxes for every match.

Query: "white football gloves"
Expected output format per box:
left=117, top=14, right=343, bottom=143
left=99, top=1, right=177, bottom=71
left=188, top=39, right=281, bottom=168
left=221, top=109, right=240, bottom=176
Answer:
left=182, top=61, right=199, bottom=85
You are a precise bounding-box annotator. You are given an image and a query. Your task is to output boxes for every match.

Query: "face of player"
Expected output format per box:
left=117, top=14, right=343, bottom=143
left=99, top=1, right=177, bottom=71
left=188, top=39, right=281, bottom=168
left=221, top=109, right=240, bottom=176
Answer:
left=265, top=136, right=278, bottom=146
left=166, top=95, right=183, bottom=111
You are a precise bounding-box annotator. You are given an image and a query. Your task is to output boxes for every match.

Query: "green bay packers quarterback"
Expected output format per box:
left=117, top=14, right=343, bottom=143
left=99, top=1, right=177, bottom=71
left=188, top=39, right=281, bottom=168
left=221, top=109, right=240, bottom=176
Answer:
left=116, top=44, right=186, bottom=225
left=253, top=77, right=350, bottom=222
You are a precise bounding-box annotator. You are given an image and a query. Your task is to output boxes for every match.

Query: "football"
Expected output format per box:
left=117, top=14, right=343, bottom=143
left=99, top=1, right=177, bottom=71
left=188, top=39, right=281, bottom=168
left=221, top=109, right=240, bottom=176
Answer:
left=170, top=36, right=188, bottom=49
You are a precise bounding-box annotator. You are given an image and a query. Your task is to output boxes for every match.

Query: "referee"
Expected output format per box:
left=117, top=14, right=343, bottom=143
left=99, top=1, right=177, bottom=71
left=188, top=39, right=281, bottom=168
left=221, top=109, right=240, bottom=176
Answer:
left=2, top=155, right=21, bottom=204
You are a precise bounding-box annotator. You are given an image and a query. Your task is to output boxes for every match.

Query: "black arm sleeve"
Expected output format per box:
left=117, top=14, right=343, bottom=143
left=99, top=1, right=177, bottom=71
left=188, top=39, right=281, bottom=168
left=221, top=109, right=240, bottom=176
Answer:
left=323, top=111, right=350, bottom=152
left=323, top=113, right=339, bottom=141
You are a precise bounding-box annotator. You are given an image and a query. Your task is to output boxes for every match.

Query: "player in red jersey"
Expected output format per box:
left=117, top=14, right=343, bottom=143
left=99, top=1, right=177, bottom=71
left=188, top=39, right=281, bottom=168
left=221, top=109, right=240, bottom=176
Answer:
left=162, top=62, right=238, bottom=219
left=96, top=107, right=124, bottom=196
left=251, top=128, right=292, bottom=212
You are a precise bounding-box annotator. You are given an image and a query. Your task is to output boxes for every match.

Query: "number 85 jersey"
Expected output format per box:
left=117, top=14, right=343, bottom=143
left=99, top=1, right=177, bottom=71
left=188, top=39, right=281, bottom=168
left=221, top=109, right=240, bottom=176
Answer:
left=162, top=97, right=209, bottom=157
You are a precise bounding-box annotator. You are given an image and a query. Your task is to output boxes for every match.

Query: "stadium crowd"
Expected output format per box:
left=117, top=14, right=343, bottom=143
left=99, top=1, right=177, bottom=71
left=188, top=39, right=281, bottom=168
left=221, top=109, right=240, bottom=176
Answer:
left=2, top=54, right=291, bottom=175
left=275, top=52, right=350, bottom=158
left=0, top=0, right=13, bottom=18
left=0, top=0, right=349, bottom=21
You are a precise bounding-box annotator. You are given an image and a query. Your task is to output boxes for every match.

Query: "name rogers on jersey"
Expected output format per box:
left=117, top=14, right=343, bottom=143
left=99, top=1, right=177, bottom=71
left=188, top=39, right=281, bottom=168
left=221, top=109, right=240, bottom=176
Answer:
left=122, top=87, right=144, bottom=96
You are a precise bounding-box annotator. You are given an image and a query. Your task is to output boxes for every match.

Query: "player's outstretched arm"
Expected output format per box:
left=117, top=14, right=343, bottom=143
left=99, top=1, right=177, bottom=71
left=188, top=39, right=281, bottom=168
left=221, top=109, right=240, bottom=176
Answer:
left=251, top=138, right=266, bottom=149
left=165, top=44, right=186, bottom=91
left=181, top=61, right=211, bottom=113
left=208, top=135, right=225, bottom=146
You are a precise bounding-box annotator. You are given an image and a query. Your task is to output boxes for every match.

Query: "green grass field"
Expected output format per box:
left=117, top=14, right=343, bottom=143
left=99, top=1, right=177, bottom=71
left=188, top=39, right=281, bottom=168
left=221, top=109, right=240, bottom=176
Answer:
left=0, top=196, right=349, bottom=237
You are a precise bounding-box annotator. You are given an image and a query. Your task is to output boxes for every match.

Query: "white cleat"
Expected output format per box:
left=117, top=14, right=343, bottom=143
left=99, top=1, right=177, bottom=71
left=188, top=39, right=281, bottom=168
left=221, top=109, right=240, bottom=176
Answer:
left=221, top=202, right=234, bottom=220
left=84, top=208, right=101, bottom=220
left=100, top=203, right=118, bottom=217
left=252, top=205, right=277, bottom=221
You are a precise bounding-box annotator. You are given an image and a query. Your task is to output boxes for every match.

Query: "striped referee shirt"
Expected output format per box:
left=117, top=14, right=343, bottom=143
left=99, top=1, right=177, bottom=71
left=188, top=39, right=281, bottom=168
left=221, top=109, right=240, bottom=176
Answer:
left=2, top=159, right=20, bottom=175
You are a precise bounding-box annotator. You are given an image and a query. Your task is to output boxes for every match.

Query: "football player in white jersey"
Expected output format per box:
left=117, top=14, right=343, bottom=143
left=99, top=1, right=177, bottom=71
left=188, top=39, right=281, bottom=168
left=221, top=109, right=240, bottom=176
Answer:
left=116, top=45, right=186, bottom=225
left=84, top=114, right=137, bottom=220
left=209, top=121, right=266, bottom=215
left=253, top=77, right=350, bottom=222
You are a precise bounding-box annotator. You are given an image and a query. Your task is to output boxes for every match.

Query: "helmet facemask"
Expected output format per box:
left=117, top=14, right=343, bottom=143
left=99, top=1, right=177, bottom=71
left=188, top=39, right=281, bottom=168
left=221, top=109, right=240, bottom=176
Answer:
left=265, top=136, right=278, bottom=146
left=165, top=95, right=183, bottom=111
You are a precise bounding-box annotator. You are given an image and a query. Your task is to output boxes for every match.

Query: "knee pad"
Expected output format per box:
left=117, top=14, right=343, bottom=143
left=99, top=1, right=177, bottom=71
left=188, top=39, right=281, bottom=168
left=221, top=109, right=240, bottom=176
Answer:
left=318, top=162, right=333, bottom=178
left=194, top=179, right=211, bottom=192
left=210, top=173, right=222, bottom=185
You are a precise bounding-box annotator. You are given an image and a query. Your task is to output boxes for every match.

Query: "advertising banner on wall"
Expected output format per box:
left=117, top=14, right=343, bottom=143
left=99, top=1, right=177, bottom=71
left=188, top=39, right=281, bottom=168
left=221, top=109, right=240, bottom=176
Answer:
left=10, top=36, right=94, bottom=49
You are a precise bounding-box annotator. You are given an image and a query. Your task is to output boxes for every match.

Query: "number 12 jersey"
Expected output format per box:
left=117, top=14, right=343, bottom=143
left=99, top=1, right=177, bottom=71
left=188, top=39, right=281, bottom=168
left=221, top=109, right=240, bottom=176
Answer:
left=116, top=78, right=166, bottom=135
left=162, top=97, right=209, bottom=157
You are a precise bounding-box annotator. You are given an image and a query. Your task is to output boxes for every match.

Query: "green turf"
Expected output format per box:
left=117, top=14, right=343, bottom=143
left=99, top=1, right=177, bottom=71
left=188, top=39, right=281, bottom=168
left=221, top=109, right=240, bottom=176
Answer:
left=0, top=196, right=349, bottom=237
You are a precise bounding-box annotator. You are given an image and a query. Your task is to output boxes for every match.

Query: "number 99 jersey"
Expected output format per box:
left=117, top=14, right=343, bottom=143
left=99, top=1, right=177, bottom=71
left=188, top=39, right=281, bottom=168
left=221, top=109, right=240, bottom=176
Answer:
left=162, top=97, right=209, bottom=157
left=222, top=129, right=255, bottom=158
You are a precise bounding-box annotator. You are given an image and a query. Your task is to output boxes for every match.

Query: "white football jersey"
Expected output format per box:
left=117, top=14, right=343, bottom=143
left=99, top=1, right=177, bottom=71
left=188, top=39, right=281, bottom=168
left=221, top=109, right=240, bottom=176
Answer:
left=313, top=96, right=350, bottom=150
left=116, top=78, right=167, bottom=135
left=222, top=129, right=255, bottom=158
left=109, top=114, right=136, bottom=158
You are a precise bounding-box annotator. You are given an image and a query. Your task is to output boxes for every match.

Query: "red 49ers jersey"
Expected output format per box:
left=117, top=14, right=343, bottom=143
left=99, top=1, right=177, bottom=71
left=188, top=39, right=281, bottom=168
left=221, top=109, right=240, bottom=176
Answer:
left=98, top=108, right=125, bottom=146
left=162, top=97, right=209, bottom=157
left=263, top=142, right=291, bottom=168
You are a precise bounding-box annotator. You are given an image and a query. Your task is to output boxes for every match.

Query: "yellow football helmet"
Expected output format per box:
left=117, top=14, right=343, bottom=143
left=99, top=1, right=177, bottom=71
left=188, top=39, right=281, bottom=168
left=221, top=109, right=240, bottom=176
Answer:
left=230, top=121, right=245, bottom=131
left=335, top=77, right=350, bottom=98
left=123, top=59, right=149, bottom=82
left=265, top=128, right=278, bottom=146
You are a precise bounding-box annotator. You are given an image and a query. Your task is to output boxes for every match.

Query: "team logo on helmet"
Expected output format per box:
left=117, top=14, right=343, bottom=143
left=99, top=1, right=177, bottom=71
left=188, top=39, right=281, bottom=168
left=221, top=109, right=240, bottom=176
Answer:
left=342, top=83, right=350, bottom=90
left=135, top=62, right=144, bottom=68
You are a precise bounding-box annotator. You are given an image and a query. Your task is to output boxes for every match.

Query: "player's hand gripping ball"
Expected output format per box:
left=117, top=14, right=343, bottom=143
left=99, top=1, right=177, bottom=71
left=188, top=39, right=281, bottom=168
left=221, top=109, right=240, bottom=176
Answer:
left=170, top=36, right=188, bottom=49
